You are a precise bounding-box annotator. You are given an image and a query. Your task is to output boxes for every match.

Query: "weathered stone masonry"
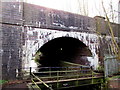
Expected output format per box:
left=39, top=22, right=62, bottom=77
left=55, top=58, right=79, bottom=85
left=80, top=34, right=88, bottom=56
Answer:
left=1, top=2, right=120, bottom=79
left=1, top=2, right=23, bottom=79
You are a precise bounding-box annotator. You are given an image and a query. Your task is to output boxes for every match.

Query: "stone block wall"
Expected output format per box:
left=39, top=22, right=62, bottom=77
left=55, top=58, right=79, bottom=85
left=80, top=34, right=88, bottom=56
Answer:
left=1, top=2, right=119, bottom=79
left=2, top=24, right=22, bottom=79
left=1, top=1, right=23, bottom=79
left=2, top=2, right=23, bottom=25
left=23, top=3, right=96, bottom=32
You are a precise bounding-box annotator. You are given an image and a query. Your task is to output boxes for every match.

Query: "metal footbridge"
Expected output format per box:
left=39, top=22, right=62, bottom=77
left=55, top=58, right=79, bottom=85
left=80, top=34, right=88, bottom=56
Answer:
left=27, top=65, right=104, bottom=90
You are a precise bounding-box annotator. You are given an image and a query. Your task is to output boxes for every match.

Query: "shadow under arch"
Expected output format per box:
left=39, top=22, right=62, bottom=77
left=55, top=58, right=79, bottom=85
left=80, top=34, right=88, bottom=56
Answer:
left=35, top=37, right=92, bottom=67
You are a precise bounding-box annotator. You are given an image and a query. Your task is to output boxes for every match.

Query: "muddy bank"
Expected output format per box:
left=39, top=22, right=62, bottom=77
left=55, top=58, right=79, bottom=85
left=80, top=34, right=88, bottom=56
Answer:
left=2, top=80, right=29, bottom=90
left=107, top=75, right=120, bottom=90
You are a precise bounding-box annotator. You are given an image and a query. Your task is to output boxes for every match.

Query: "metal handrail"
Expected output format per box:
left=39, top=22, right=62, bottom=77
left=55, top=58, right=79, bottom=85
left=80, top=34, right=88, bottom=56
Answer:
left=36, top=73, right=102, bottom=80
left=34, top=70, right=91, bottom=74
left=31, top=72, right=53, bottom=90
left=32, top=67, right=102, bottom=80
left=31, top=79, right=41, bottom=90
left=29, top=66, right=104, bottom=89
left=34, top=66, right=91, bottom=69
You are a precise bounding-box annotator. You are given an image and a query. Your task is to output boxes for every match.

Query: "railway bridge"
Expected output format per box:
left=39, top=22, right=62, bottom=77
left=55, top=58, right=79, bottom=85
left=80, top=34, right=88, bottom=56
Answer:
left=1, top=1, right=120, bottom=89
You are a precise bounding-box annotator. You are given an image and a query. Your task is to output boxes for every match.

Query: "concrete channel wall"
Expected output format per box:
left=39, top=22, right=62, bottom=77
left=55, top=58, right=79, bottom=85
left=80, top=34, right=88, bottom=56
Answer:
left=104, top=56, right=120, bottom=77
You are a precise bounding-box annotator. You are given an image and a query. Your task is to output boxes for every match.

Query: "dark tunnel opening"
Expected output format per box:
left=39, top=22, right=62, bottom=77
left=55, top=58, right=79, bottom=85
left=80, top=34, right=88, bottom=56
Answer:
left=36, top=37, right=92, bottom=67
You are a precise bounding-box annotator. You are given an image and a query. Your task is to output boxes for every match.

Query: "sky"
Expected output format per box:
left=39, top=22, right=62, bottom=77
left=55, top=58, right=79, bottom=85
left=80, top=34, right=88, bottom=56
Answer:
left=25, top=0, right=119, bottom=23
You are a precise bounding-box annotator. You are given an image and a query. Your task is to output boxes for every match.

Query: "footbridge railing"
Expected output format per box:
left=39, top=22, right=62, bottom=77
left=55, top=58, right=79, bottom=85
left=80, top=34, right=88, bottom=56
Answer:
left=31, top=72, right=53, bottom=90
left=28, top=66, right=104, bottom=90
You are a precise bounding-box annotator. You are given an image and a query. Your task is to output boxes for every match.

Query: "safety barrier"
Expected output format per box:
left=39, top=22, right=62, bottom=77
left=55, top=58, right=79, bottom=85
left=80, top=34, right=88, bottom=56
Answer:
left=28, top=66, right=104, bottom=90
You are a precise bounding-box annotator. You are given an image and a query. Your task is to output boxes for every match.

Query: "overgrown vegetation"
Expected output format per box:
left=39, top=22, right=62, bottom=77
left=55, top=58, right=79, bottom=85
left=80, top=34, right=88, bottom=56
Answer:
left=0, top=80, right=8, bottom=84
left=97, top=66, right=104, bottom=72
left=111, top=75, right=120, bottom=79
left=34, top=51, right=42, bottom=63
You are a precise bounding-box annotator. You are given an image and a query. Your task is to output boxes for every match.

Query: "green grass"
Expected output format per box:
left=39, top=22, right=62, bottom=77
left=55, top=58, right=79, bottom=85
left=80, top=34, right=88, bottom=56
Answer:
left=0, top=80, right=8, bottom=84
left=112, top=75, right=120, bottom=79
left=108, top=75, right=120, bottom=80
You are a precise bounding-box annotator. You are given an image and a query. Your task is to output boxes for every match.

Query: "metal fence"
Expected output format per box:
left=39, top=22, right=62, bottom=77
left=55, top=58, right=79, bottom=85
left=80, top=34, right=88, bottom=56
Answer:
left=29, top=66, right=103, bottom=90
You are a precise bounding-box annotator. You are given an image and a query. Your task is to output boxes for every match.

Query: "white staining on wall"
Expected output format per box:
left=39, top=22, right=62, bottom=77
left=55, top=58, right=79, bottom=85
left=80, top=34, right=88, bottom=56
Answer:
left=23, top=27, right=99, bottom=70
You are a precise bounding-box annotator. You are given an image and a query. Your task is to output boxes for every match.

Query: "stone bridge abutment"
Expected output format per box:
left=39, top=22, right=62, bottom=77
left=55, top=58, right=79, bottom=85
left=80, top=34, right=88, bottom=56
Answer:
left=1, top=2, right=119, bottom=79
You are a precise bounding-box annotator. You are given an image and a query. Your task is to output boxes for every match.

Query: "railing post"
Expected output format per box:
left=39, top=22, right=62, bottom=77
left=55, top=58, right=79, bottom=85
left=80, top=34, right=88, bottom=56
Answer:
left=76, top=67, right=79, bottom=86
left=49, top=67, right=51, bottom=77
left=65, top=67, right=67, bottom=75
left=30, top=67, right=32, bottom=78
left=91, top=67, right=94, bottom=84
left=57, top=71, right=59, bottom=88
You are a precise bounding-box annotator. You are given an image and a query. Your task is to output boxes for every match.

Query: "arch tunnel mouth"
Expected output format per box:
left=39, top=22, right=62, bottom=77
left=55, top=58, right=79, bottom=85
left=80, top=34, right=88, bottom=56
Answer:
left=35, top=37, right=92, bottom=67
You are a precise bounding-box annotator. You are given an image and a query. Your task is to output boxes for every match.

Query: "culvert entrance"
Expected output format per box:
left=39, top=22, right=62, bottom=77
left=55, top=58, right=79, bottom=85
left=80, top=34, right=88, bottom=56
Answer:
left=34, top=37, right=92, bottom=67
